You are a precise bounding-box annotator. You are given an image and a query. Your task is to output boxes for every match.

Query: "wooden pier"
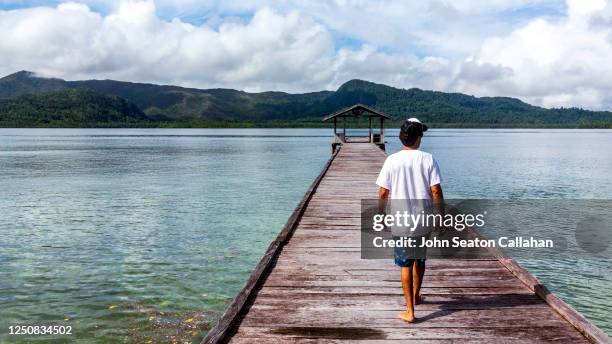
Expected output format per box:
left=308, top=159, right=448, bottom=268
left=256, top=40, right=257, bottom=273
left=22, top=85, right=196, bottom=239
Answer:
left=203, top=141, right=610, bottom=344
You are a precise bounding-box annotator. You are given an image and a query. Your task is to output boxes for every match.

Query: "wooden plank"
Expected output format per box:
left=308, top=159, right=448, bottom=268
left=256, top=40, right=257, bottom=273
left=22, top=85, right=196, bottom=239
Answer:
left=248, top=295, right=549, bottom=312
left=269, top=267, right=518, bottom=277
left=255, top=286, right=534, bottom=296
left=262, top=276, right=527, bottom=288
left=267, top=271, right=519, bottom=281
left=238, top=308, right=579, bottom=329
left=232, top=326, right=586, bottom=342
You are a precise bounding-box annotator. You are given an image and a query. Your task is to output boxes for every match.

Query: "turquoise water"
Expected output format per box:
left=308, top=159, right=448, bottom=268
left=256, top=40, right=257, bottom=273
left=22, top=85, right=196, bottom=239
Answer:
left=0, top=128, right=610, bottom=342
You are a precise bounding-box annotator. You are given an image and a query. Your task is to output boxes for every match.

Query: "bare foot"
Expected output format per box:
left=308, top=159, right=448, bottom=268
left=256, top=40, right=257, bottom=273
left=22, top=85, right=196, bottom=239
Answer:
left=398, top=311, right=416, bottom=323
left=413, top=294, right=422, bottom=305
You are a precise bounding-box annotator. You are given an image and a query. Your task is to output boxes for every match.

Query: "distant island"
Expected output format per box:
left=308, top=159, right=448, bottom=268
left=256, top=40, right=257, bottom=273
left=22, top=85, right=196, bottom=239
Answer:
left=0, top=71, right=610, bottom=128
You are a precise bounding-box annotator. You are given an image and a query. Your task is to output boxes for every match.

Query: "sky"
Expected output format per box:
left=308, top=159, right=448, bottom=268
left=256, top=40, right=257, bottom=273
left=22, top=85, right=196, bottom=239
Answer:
left=1, top=0, right=612, bottom=109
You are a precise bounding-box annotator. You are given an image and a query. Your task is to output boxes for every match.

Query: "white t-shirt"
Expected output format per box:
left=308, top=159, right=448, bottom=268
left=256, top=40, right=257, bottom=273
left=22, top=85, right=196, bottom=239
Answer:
left=376, top=149, right=442, bottom=200
left=376, top=150, right=442, bottom=236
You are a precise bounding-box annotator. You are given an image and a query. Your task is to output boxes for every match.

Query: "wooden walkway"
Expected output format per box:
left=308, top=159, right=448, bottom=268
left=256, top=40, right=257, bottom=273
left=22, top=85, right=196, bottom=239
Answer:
left=204, top=143, right=609, bottom=344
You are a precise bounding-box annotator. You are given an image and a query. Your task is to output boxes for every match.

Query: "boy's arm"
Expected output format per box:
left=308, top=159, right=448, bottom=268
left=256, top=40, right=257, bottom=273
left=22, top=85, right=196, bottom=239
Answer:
left=378, top=187, right=389, bottom=214
left=431, top=184, right=443, bottom=200
left=431, top=183, right=444, bottom=216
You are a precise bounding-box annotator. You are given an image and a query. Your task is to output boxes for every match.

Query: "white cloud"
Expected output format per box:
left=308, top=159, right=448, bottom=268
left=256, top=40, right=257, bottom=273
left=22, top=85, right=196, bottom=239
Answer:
left=0, top=0, right=453, bottom=93
left=0, top=1, right=337, bottom=91
left=454, top=0, right=612, bottom=109
left=328, top=45, right=453, bottom=92
left=156, top=0, right=564, bottom=57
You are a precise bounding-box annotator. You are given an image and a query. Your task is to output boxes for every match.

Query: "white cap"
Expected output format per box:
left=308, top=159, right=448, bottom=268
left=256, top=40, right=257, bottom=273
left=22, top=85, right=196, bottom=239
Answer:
left=406, top=117, right=428, bottom=131
left=407, top=117, right=422, bottom=124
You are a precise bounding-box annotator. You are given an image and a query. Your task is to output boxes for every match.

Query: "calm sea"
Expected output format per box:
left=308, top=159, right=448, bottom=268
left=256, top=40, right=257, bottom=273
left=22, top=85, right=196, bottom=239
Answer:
left=0, top=128, right=610, bottom=343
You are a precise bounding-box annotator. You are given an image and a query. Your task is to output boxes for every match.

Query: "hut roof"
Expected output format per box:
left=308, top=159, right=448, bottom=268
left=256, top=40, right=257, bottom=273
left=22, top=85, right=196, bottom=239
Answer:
left=322, top=104, right=392, bottom=121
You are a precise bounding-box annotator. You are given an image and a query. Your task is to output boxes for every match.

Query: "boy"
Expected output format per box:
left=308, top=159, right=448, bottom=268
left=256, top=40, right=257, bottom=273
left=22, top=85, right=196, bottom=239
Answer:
left=376, top=118, right=444, bottom=323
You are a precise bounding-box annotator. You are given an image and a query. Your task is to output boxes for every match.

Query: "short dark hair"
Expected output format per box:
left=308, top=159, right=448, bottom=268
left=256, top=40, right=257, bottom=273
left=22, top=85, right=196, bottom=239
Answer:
left=399, top=121, right=425, bottom=147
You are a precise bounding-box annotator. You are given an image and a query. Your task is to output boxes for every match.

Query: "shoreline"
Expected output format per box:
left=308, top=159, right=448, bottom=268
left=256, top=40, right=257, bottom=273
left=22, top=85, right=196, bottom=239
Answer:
left=1, top=124, right=612, bottom=129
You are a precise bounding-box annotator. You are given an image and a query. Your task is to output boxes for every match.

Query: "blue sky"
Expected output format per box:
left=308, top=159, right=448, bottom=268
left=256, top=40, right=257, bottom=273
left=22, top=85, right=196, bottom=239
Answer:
left=1, top=0, right=612, bottom=109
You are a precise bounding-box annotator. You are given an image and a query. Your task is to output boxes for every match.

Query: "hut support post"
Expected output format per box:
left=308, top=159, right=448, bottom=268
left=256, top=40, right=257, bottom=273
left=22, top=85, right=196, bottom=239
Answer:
left=368, top=117, right=372, bottom=143
left=333, top=118, right=337, bottom=136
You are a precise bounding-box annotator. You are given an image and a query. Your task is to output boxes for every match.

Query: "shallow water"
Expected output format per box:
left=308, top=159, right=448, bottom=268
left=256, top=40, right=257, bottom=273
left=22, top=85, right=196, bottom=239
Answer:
left=0, top=128, right=610, bottom=342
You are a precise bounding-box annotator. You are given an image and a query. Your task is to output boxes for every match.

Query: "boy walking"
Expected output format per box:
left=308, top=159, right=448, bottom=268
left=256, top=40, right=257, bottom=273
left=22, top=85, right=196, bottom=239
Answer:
left=376, top=118, right=444, bottom=323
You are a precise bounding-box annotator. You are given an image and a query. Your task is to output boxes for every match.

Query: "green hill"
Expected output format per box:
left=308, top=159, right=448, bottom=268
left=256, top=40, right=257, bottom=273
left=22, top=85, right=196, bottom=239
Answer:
left=0, top=88, right=148, bottom=127
left=0, top=71, right=69, bottom=98
left=0, top=71, right=610, bottom=128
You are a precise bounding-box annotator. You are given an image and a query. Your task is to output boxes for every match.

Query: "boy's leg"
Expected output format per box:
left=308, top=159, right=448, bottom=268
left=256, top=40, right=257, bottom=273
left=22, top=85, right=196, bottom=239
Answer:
left=399, top=264, right=416, bottom=323
left=412, top=260, right=426, bottom=305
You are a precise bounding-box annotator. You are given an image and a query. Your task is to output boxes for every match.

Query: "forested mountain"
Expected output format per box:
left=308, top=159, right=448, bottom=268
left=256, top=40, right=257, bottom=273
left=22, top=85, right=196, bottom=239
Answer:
left=0, top=88, right=147, bottom=127
left=0, top=71, right=610, bottom=128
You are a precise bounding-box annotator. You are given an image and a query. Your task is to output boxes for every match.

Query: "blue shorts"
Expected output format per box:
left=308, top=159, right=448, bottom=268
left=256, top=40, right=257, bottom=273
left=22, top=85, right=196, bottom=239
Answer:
left=394, top=235, right=427, bottom=267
